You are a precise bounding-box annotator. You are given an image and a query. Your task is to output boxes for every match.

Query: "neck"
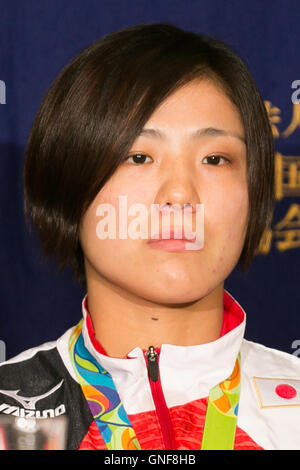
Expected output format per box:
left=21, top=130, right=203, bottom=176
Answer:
left=84, top=266, right=224, bottom=359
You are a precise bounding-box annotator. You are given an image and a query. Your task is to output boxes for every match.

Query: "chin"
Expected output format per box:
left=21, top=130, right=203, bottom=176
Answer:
left=136, top=284, right=210, bottom=306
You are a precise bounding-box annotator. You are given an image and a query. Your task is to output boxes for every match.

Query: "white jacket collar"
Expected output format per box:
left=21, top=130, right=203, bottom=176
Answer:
left=80, top=290, right=246, bottom=407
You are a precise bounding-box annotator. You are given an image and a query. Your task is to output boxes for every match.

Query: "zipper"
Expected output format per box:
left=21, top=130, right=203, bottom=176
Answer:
left=145, top=346, right=177, bottom=450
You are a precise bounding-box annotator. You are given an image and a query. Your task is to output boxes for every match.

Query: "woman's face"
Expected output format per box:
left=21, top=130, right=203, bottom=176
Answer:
left=79, top=78, right=248, bottom=304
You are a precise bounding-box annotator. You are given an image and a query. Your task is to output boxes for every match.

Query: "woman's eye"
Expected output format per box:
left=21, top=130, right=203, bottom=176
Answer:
left=202, top=155, right=230, bottom=165
left=124, top=153, right=152, bottom=165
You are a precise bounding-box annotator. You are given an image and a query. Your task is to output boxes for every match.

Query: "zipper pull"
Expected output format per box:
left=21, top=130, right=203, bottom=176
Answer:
left=146, top=346, right=159, bottom=382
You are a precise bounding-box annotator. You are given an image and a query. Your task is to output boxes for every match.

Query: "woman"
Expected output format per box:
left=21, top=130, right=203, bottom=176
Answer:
left=1, top=22, right=299, bottom=450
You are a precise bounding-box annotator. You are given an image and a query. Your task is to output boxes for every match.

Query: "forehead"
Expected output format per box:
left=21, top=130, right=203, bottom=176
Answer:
left=141, top=78, right=245, bottom=141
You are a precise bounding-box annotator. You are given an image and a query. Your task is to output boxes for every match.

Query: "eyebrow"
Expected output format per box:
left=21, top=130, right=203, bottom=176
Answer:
left=138, top=127, right=246, bottom=145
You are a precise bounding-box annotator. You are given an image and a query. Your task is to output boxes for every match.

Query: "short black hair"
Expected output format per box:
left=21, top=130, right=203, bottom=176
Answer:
left=23, top=22, right=275, bottom=290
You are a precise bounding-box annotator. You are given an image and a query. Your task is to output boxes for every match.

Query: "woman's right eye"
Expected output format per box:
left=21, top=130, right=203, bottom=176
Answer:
left=123, top=153, right=153, bottom=165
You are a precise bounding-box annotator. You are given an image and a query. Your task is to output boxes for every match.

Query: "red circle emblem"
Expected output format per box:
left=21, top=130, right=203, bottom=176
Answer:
left=275, top=384, right=297, bottom=399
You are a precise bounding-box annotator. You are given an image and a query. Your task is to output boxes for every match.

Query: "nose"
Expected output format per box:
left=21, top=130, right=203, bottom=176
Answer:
left=154, top=167, right=201, bottom=214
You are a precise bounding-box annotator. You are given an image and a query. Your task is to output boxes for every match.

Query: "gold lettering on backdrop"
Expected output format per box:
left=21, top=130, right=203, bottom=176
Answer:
left=275, top=153, right=300, bottom=200
left=256, top=204, right=300, bottom=254
left=273, top=204, right=300, bottom=251
left=264, top=101, right=300, bottom=139
left=256, top=101, right=300, bottom=255
left=282, top=103, right=300, bottom=138
left=264, top=101, right=282, bottom=138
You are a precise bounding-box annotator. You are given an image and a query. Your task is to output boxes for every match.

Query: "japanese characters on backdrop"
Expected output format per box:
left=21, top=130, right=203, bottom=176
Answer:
left=258, top=97, right=300, bottom=255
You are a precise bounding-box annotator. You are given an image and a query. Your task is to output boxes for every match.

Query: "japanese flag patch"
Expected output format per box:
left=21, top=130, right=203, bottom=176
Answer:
left=253, top=377, right=300, bottom=408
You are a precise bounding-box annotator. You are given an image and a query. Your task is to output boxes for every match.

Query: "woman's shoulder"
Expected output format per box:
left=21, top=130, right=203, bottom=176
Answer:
left=240, top=338, right=300, bottom=405
left=0, top=323, right=76, bottom=376
left=239, top=339, right=300, bottom=449
left=0, top=326, right=93, bottom=447
left=241, top=337, right=300, bottom=376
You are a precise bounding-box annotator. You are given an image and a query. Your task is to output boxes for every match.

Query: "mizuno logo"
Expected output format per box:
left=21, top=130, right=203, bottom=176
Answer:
left=0, top=379, right=64, bottom=410
left=0, top=403, right=66, bottom=419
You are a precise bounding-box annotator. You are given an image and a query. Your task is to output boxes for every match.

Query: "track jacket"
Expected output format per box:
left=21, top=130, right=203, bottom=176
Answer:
left=0, top=289, right=300, bottom=450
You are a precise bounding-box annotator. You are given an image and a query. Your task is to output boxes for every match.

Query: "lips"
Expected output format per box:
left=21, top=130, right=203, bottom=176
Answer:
left=148, top=228, right=196, bottom=243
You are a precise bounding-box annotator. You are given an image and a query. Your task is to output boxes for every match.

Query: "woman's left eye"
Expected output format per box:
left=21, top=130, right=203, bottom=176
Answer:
left=123, top=153, right=153, bottom=165
left=202, top=155, right=230, bottom=165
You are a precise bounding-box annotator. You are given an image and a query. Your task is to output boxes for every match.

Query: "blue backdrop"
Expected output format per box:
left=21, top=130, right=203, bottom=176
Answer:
left=0, top=0, right=299, bottom=361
